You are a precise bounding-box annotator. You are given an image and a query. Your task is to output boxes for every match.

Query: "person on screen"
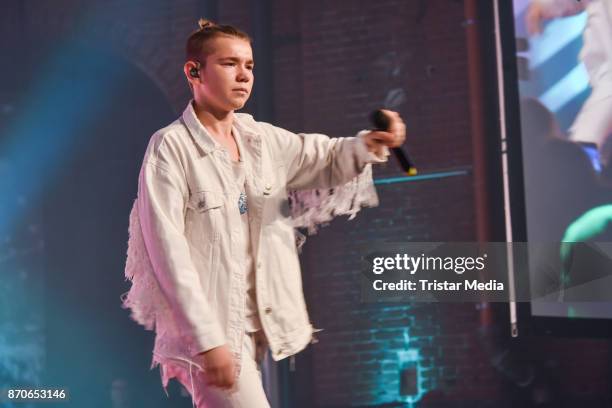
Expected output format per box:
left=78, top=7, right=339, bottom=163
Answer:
left=519, top=98, right=562, bottom=149
left=121, top=18, right=405, bottom=408
left=526, top=0, right=612, bottom=164
left=520, top=98, right=604, bottom=241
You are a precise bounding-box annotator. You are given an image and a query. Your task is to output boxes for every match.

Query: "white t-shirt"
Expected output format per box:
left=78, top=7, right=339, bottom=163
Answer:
left=231, top=158, right=262, bottom=332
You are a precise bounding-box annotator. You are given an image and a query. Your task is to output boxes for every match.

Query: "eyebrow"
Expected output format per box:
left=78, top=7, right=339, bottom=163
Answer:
left=218, top=56, right=255, bottom=65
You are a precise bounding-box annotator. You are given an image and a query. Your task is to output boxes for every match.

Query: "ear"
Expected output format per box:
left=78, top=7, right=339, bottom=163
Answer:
left=184, top=61, right=201, bottom=88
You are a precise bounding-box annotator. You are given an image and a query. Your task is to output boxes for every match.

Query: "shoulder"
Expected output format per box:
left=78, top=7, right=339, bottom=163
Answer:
left=237, top=114, right=298, bottom=164
left=235, top=112, right=292, bottom=136
left=145, top=118, right=192, bottom=158
left=234, top=112, right=297, bottom=153
left=234, top=112, right=257, bottom=127
left=147, top=120, right=188, bottom=154
left=143, top=118, right=192, bottom=173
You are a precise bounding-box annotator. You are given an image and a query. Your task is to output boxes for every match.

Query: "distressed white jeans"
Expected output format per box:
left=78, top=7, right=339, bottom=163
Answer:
left=177, top=330, right=271, bottom=408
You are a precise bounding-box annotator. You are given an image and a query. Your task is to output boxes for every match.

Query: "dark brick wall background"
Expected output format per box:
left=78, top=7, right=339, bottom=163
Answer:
left=1, top=0, right=611, bottom=407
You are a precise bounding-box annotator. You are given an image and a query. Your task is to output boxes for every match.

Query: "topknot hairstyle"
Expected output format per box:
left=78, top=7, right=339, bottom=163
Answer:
left=185, top=18, right=251, bottom=64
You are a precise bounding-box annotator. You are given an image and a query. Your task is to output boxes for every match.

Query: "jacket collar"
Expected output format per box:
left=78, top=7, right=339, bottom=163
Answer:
left=181, top=100, right=260, bottom=156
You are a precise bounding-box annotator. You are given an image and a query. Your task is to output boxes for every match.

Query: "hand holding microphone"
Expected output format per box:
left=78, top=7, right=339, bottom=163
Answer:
left=363, top=109, right=416, bottom=175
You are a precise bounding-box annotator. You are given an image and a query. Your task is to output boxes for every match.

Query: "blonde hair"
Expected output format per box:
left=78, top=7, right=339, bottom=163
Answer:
left=185, top=18, right=251, bottom=65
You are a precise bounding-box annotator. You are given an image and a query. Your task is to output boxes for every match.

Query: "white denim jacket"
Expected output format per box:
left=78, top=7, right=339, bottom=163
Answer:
left=122, top=101, right=386, bottom=388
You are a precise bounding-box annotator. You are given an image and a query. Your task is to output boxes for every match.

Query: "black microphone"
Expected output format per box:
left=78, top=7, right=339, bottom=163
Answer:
left=370, top=109, right=417, bottom=176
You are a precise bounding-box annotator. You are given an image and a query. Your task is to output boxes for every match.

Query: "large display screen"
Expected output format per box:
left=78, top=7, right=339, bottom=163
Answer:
left=512, top=0, right=612, bottom=319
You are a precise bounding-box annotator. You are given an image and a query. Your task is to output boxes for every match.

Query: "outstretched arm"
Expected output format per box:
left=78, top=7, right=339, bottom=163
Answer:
left=263, top=110, right=405, bottom=191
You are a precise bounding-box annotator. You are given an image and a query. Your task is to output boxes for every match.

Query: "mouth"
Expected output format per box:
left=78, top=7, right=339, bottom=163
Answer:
left=232, top=88, right=249, bottom=94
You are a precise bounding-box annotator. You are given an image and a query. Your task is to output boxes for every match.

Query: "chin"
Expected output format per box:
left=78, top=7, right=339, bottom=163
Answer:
left=230, top=101, right=247, bottom=110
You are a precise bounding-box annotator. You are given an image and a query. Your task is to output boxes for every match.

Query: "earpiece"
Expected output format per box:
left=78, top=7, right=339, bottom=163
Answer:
left=189, top=62, right=201, bottom=78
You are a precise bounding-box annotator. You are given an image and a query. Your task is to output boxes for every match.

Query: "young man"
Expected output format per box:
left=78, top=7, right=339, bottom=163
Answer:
left=122, top=19, right=406, bottom=407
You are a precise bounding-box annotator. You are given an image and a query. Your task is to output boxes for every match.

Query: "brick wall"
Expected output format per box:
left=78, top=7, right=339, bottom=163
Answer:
left=270, top=0, right=483, bottom=405
left=16, top=0, right=205, bottom=112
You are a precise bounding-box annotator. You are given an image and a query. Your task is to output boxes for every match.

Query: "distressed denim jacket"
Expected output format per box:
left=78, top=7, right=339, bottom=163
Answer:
left=123, top=101, right=387, bottom=389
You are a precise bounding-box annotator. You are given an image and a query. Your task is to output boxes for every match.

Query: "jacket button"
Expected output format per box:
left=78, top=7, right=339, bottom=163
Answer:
left=264, top=307, right=272, bottom=314
left=265, top=184, right=272, bottom=190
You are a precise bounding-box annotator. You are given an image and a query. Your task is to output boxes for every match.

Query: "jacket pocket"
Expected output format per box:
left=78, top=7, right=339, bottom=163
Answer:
left=189, top=190, right=224, bottom=212
left=186, top=191, right=225, bottom=242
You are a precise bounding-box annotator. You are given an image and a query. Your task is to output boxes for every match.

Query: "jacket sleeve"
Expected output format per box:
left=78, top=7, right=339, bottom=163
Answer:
left=137, top=141, right=225, bottom=355
left=259, top=122, right=389, bottom=233
left=261, top=122, right=388, bottom=191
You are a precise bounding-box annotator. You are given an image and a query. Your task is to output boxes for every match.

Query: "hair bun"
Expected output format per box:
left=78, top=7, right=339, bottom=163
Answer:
left=198, top=18, right=215, bottom=30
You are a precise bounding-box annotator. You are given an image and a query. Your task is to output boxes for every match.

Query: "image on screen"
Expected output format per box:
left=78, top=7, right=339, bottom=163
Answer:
left=512, top=0, right=612, bottom=319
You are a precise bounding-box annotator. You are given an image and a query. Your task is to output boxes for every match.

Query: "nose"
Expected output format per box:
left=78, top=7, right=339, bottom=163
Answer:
left=237, top=67, right=252, bottom=83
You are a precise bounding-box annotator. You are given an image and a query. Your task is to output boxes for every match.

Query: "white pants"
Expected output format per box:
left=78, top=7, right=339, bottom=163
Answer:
left=567, top=0, right=612, bottom=162
left=569, top=85, right=612, bottom=161
left=178, top=330, right=271, bottom=408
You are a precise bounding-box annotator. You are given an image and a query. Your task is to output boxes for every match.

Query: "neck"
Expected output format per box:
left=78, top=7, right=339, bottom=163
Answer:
left=192, top=99, right=234, bottom=139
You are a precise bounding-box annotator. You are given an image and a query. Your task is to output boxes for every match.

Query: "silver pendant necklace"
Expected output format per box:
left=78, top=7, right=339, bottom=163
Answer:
left=238, top=191, right=248, bottom=214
